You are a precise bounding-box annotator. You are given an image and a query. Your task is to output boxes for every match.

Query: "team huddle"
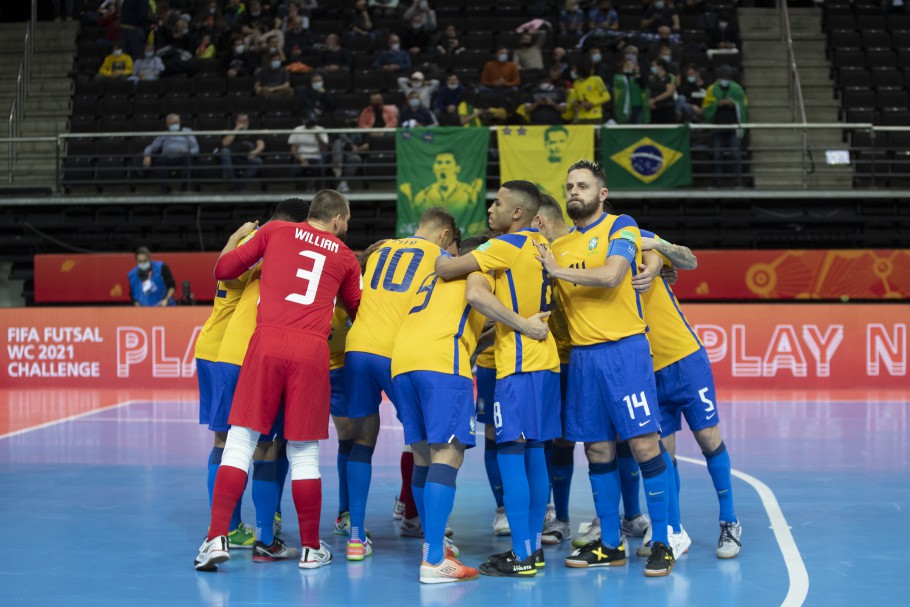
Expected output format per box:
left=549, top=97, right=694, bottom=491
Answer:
left=192, top=160, right=742, bottom=584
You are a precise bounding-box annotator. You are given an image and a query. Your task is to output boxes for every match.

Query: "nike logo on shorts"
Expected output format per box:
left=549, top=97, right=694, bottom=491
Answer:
left=638, top=420, right=651, bottom=427
left=705, top=413, right=717, bottom=420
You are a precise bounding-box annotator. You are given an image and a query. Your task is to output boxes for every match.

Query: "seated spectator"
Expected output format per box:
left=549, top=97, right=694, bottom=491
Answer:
left=565, top=60, right=611, bottom=124
left=242, top=0, right=273, bottom=34
left=129, top=247, right=176, bottom=307
left=320, top=34, right=353, bottom=72
left=560, top=0, right=586, bottom=34
left=401, top=13, right=434, bottom=55
left=347, top=0, right=375, bottom=38
left=403, top=0, right=438, bottom=33
left=641, top=0, right=680, bottom=34
left=703, top=64, right=748, bottom=187
left=400, top=90, right=439, bottom=127
left=434, top=24, right=465, bottom=56
left=551, top=47, right=572, bottom=80
left=369, top=0, right=400, bottom=19
left=195, top=34, right=216, bottom=59
left=130, top=43, right=166, bottom=82
left=545, top=65, right=572, bottom=91
left=254, top=56, right=293, bottom=97
left=513, top=29, right=547, bottom=72
left=612, top=57, right=649, bottom=124
left=288, top=116, right=329, bottom=186
left=523, top=74, right=568, bottom=125
left=398, top=71, right=440, bottom=109
left=141, top=114, right=199, bottom=192
left=708, top=13, right=741, bottom=51
left=295, top=73, right=337, bottom=118
left=225, top=36, right=260, bottom=78
left=161, top=19, right=193, bottom=54
left=246, top=19, right=286, bottom=58
left=647, top=59, right=677, bottom=123
left=359, top=93, right=400, bottom=129
left=224, top=0, right=247, bottom=29
left=434, top=73, right=465, bottom=116
left=332, top=114, right=369, bottom=193
left=284, top=15, right=315, bottom=60
left=648, top=27, right=682, bottom=66
left=193, top=2, right=226, bottom=39
left=676, top=63, right=707, bottom=122
left=588, top=0, right=619, bottom=32
left=82, top=0, right=116, bottom=27
left=219, top=113, right=265, bottom=191
left=98, top=43, right=133, bottom=79
left=480, top=48, right=521, bottom=92
left=651, top=43, right=680, bottom=75
left=373, top=35, right=412, bottom=72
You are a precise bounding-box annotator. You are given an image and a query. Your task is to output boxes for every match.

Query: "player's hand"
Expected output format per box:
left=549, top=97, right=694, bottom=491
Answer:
left=631, top=262, right=656, bottom=294
left=640, top=236, right=658, bottom=251
left=359, top=238, right=389, bottom=268
left=142, top=156, right=152, bottom=168
left=521, top=311, right=551, bottom=340
left=661, top=265, right=678, bottom=285
left=534, top=242, right=559, bottom=277
left=158, top=299, right=169, bottom=307
left=232, top=220, right=259, bottom=240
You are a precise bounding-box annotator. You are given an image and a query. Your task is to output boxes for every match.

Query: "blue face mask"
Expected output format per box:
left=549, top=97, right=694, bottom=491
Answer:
left=168, top=123, right=181, bottom=132
left=409, top=98, right=420, bottom=108
left=687, top=75, right=697, bottom=84
left=137, top=262, right=151, bottom=271
left=271, top=60, right=281, bottom=69
left=650, top=66, right=659, bottom=75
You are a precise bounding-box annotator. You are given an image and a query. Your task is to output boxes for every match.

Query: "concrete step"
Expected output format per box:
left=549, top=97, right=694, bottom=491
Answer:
left=798, top=67, right=834, bottom=86
left=24, top=98, right=71, bottom=117
left=805, top=107, right=841, bottom=123
left=21, top=120, right=67, bottom=136
left=792, top=40, right=827, bottom=59
left=29, top=79, right=72, bottom=94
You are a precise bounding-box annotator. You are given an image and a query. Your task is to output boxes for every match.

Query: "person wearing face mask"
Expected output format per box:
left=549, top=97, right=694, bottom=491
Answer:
left=289, top=115, right=331, bottom=186
left=587, top=47, right=612, bottom=84
left=403, top=0, right=438, bottom=33
left=398, top=71, right=440, bottom=108
left=373, top=34, right=412, bottom=72
left=647, top=59, right=678, bottom=124
left=513, top=29, right=547, bottom=72
left=641, top=0, right=680, bottom=34
left=524, top=74, right=568, bottom=125
left=703, top=64, right=748, bottom=187
left=480, top=47, right=521, bottom=92
left=254, top=55, right=293, bottom=98
left=128, top=247, right=176, bottom=307
left=129, top=43, right=165, bottom=82
left=400, top=91, right=439, bottom=127
left=242, top=0, right=271, bottom=33
left=120, top=0, right=158, bottom=60
left=612, top=57, right=649, bottom=124
left=401, top=15, right=434, bottom=55
left=142, top=114, right=200, bottom=192
left=98, top=42, right=134, bottom=79
left=368, top=0, right=402, bottom=19
left=564, top=58, right=611, bottom=124
left=434, top=24, right=465, bottom=56
left=219, top=113, right=266, bottom=191
left=358, top=93, right=400, bottom=129
left=676, top=64, right=706, bottom=122
left=295, top=73, right=337, bottom=118
left=435, top=74, right=466, bottom=116
left=708, top=12, right=741, bottom=51
left=225, top=35, right=261, bottom=78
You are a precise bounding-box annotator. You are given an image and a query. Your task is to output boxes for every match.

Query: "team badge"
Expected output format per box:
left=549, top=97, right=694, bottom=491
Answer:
left=588, top=236, right=599, bottom=250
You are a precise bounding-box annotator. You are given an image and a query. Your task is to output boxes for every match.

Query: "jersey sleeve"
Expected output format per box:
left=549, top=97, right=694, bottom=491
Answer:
left=338, top=250, right=363, bottom=318
left=215, top=224, right=270, bottom=280
left=470, top=233, right=526, bottom=273
left=639, top=228, right=673, bottom=267
left=606, top=214, right=640, bottom=265
left=469, top=270, right=495, bottom=292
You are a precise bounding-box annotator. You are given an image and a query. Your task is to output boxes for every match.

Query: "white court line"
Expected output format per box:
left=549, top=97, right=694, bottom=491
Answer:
left=676, top=455, right=809, bottom=607
left=0, top=400, right=138, bottom=440
left=74, top=417, right=198, bottom=424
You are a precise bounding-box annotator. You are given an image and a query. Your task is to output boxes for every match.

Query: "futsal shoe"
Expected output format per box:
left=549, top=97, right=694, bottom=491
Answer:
left=621, top=513, right=651, bottom=538
left=644, top=541, right=675, bottom=577
left=393, top=497, right=406, bottom=520
left=541, top=519, right=572, bottom=545
left=400, top=515, right=424, bottom=538
left=419, top=557, right=480, bottom=584
left=637, top=523, right=653, bottom=557
left=273, top=513, right=282, bottom=538
left=252, top=538, right=301, bottom=562
left=716, top=521, right=742, bottom=559
left=670, top=526, right=691, bottom=559
left=565, top=538, right=628, bottom=568
left=195, top=535, right=230, bottom=571
left=571, top=518, right=600, bottom=548
left=545, top=504, right=556, bottom=524
left=492, top=507, right=511, bottom=536
left=444, top=536, right=461, bottom=559
left=346, top=537, right=373, bottom=561
left=227, top=522, right=256, bottom=549
left=478, top=550, right=537, bottom=577
left=334, top=512, right=350, bottom=536
left=533, top=548, right=545, bottom=569
left=299, top=540, right=333, bottom=569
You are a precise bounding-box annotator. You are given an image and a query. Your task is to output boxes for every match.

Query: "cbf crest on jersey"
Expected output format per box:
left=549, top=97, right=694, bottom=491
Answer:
left=588, top=236, right=599, bottom=251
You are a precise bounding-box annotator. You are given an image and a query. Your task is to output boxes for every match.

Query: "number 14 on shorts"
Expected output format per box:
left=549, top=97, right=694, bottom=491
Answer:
left=623, top=391, right=651, bottom=423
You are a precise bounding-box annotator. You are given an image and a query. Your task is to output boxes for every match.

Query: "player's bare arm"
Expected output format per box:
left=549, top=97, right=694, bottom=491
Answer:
left=475, top=321, right=496, bottom=353
left=641, top=236, right=698, bottom=270
left=465, top=273, right=550, bottom=340
left=661, top=266, right=678, bottom=285
left=435, top=253, right=482, bottom=280
left=534, top=242, right=631, bottom=289
left=358, top=238, right=390, bottom=270
left=632, top=251, right=664, bottom=294
left=220, top=221, right=259, bottom=256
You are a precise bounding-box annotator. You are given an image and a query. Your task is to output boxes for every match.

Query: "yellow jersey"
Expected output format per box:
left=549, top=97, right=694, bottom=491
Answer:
left=216, top=267, right=261, bottom=366
left=639, top=229, right=703, bottom=371
left=346, top=236, right=446, bottom=359
left=470, top=228, right=560, bottom=379
left=550, top=213, right=647, bottom=346
left=329, top=307, right=351, bottom=371
left=391, top=273, right=490, bottom=380
left=475, top=344, right=496, bottom=369
left=549, top=297, right=572, bottom=365
left=193, top=232, right=258, bottom=362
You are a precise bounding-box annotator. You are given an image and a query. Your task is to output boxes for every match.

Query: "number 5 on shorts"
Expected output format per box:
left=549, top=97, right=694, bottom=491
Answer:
left=698, top=387, right=715, bottom=413
left=492, top=402, right=503, bottom=428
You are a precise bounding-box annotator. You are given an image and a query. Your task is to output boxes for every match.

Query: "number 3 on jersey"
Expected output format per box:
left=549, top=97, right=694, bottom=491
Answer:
left=285, top=250, right=326, bottom=305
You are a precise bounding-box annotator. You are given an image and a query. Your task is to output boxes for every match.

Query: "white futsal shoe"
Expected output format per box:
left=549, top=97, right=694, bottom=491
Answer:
left=299, top=540, right=333, bottom=569
left=717, top=521, right=742, bottom=559
left=195, top=535, right=230, bottom=571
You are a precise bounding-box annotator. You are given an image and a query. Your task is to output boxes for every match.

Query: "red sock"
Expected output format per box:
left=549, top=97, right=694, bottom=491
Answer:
left=292, top=478, right=322, bottom=549
left=399, top=451, right=418, bottom=519
left=208, top=465, right=248, bottom=540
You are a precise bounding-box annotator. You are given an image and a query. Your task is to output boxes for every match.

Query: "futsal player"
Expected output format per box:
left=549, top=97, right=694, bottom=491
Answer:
left=474, top=340, right=511, bottom=536
left=536, top=160, right=675, bottom=577
left=435, top=181, right=560, bottom=577
left=343, top=207, right=457, bottom=561
left=195, top=190, right=362, bottom=572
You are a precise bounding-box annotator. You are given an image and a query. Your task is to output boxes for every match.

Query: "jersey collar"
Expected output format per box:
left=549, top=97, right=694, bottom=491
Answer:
left=575, top=212, right=607, bottom=234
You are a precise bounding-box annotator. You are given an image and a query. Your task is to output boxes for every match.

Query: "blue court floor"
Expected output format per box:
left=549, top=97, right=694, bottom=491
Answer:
left=1, top=389, right=908, bottom=607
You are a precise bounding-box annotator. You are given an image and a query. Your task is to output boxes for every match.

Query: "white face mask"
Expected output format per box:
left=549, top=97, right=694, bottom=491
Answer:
left=209, top=7, right=216, bottom=14
left=419, top=1, right=428, bottom=9
left=719, top=21, right=729, bottom=29
left=271, top=60, right=281, bottom=69
left=235, top=45, right=244, bottom=54
left=661, top=54, right=671, bottom=62
left=312, top=81, right=324, bottom=91
left=113, top=49, right=123, bottom=56
left=591, top=53, right=602, bottom=63
left=137, top=262, right=151, bottom=271
left=654, top=2, right=664, bottom=9
left=145, top=51, right=154, bottom=58
left=168, top=123, right=181, bottom=131
left=719, top=79, right=730, bottom=87
left=391, top=43, right=400, bottom=51
left=409, top=98, right=420, bottom=108
left=447, top=82, right=459, bottom=90
left=687, top=75, right=697, bottom=83
left=498, top=53, right=509, bottom=62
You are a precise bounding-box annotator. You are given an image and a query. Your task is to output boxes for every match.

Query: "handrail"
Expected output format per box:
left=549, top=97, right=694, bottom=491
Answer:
left=779, top=0, right=813, bottom=188
left=6, top=18, right=35, bottom=184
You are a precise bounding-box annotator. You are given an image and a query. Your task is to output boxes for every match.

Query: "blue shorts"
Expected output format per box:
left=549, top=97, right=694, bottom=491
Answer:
left=492, top=370, right=562, bottom=444
left=344, top=351, right=397, bottom=419
left=197, top=358, right=219, bottom=426
left=394, top=371, right=476, bottom=447
left=475, top=365, right=497, bottom=425
left=204, top=361, right=284, bottom=440
left=655, top=348, right=719, bottom=435
left=330, top=367, right=348, bottom=417
left=564, top=334, right=661, bottom=442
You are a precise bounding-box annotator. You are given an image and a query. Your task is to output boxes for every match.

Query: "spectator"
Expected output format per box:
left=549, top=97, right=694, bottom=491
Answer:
left=703, top=64, right=748, bottom=187
left=434, top=73, right=465, bottom=116
left=281, top=2, right=308, bottom=32
left=288, top=116, right=329, bottom=186
left=398, top=71, right=440, bottom=108
left=513, top=30, right=547, bottom=72
left=141, top=114, right=199, bottom=192
left=648, top=26, right=682, bottom=64
left=401, top=13, right=434, bottom=55
left=523, top=74, right=568, bottom=125
left=641, top=0, right=680, bottom=34
left=551, top=47, right=572, bottom=80
left=560, top=0, right=586, bottom=34
left=588, top=47, right=612, bottom=83
left=708, top=13, right=741, bottom=51
left=254, top=56, right=293, bottom=98
left=545, top=64, right=572, bottom=91
left=647, top=59, right=677, bottom=123
left=403, top=0, right=438, bottom=33
left=219, top=113, right=265, bottom=191
left=676, top=63, right=707, bottom=122
left=369, top=0, right=400, bottom=18
left=95, top=2, right=121, bottom=50
left=588, top=0, right=619, bottom=31
left=332, top=114, right=369, bottom=193
left=247, top=19, right=287, bottom=58
left=193, top=2, right=226, bottom=40
left=225, top=36, right=260, bottom=78
left=242, top=0, right=272, bottom=34
left=98, top=43, right=134, bottom=79
left=565, top=60, right=611, bottom=124
left=82, top=0, right=117, bottom=26
left=129, top=247, right=176, bottom=307
left=347, top=0, right=375, bottom=38
left=129, top=43, right=166, bottom=82
left=195, top=34, right=216, bottom=59
left=320, top=34, right=353, bottom=72
left=457, top=87, right=493, bottom=126
left=224, top=0, right=247, bottom=29
left=359, top=93, right=400, bottom=129
left=651, top=43, right=680, bottom=75
left=120, top=0, right=157, bottom=60
left=434, top=24, right=465, bottom=56
left=295, top=73, right=337, bottom=118
left=284, top=16, right=315, bottom=60
left=480, top=47, right=521, bottom=91
left=400, top=90, right=439, bottom=127
left=612, top=57, right=649, bottom=123
left=373, top=35, right=412, bottom=72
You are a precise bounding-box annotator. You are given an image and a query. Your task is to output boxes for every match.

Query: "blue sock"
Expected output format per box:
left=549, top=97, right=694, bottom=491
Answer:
left=673, top=458, right=680, bottom=501
left=347, top=444, right=374, bottom=542
left=616, top=442, right=641, bottom=519
left=639, top=453, right=669, bottom=546
left=498, top=441, right=532, bottom=559
left=525, top=442, right=549, bottom=551
left=412, top=465, right=429, bottom=530
left=423, top=464, right=457, bottom=565
left=551, top=445, right=574, bottom=522
left=588, top=460, right=621, bottom=547
left=337, top=439, right=353, bottom=514
left=252, top=460, right=278, bottom=545
left=275, top=443, right=288, bottom=515
left=704, top=442, right=737, bottom=523
left=484, top=439, right=504, bottom=508
left=543, top=439, right=554, bottom=501
left=660, top=443, right=681, bottom=533
left=207, top=447, right=223, bottom=507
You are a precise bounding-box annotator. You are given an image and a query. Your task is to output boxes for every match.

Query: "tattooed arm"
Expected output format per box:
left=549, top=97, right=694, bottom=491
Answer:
left=640, top=236, right=698, bottom=270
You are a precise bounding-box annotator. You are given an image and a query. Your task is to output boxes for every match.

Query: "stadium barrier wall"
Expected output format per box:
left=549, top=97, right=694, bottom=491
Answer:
left=1, top=305, right=906, bottom=390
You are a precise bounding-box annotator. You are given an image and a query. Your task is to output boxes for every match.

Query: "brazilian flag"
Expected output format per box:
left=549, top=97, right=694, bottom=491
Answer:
left=601, top=126, right=692, bottom=189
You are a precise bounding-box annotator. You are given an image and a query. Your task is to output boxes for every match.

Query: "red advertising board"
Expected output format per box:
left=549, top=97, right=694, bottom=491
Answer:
left=0, top=305, right=907, bottom=390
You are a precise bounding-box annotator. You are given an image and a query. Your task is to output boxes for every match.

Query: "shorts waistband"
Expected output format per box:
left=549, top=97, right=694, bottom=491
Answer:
left=572, top=333, right=646, bottom=351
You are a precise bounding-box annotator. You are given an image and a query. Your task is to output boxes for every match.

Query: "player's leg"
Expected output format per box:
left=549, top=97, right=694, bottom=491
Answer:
left=542, top=437, right=574, bottom=545
left=330, top=365, right=353, bottom=535
left=210, top=362, right=251, bottom=547
left=476, top=365, right=507, bottom=534
left=399, top=445, right=423, bottom=536
left=525, top=370, right=562, bottom=563
left=288, top=440, right=333, bottom=569
left=617, top=440, right=650, bottom=536
left=525, top=441, right=549, bottom=559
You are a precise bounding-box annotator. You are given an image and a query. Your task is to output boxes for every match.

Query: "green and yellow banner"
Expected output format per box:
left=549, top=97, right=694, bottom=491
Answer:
left=396, top=127, right=490, bottom=238
left=601, top=126, right=692, bottom=189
